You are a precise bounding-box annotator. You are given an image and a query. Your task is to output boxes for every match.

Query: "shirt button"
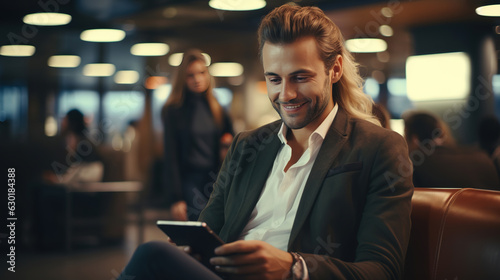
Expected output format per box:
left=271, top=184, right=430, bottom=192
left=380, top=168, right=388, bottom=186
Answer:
left=272, top=220, right=280, bottom=227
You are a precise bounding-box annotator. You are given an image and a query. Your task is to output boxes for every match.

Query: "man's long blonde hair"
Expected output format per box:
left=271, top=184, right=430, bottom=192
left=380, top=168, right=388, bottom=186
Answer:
left=258, top=5, right=380, bottom=126
left=163, top=49, right=223, bottom=128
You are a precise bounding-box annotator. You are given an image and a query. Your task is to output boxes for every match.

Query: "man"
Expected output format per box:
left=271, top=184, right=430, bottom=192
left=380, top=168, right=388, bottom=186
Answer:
left=120, top=4, right=413, bottom=280
left=404, top=111, right=499, bottom=190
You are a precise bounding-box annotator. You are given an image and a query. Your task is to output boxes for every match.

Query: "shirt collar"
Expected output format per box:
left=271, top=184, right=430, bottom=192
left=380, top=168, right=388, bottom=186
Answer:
left=277, top=103, right=339, bottom=145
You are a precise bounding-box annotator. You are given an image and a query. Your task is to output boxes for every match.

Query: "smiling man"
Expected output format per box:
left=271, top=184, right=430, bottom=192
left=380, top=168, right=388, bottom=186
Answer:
left=120, top=4, right=413, bottom=280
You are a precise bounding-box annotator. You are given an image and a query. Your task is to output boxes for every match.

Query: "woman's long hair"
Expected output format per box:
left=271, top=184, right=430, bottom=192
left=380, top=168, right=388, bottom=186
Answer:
left=163, top=49, right=224, bottom=128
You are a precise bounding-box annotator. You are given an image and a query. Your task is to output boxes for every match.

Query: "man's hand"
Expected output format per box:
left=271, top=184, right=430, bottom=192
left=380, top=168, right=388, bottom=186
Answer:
left=170, top=200, right=188, bottom=221
left=210, top=240, right=293, bottom=280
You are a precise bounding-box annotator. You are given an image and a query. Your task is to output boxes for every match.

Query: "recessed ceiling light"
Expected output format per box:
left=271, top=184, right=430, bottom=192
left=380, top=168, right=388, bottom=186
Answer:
left=168, top=52, right=211, bottom=66
left=114, top=70, right=140, bottom=84
left=209, top=0, right=266, bottom=11
left=48, top=55, right=81, bottom=68
left=345, top=38, right=387, bottom=53
left=379, top=25, right=393, bottom=37
left=80, top=29, right=126, bottom=42
left=209, top=62, right=244, bottom=77
left=130, top=43, right=169, bottom=56
left=0, top=45, right=36, bottom=57
left=476, top=4, right=500, bottom=17
left=23, top=12, right=72, bottom=26
left=381, top=7, right=393, bottom=18
left=83, top=63, right=116, bottom=77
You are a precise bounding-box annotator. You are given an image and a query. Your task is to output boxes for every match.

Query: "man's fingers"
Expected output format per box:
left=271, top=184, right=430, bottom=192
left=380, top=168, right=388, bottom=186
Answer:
left=215, top=240, right=260, bottom=255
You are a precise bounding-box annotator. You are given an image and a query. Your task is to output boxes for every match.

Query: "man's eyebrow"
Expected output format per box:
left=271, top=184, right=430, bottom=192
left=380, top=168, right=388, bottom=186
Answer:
left=264, top=69, right=315, bottom=76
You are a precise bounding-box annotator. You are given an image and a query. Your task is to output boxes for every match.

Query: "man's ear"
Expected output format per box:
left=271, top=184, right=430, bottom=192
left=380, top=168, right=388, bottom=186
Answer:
left=330, top=54, right=343, bottom=84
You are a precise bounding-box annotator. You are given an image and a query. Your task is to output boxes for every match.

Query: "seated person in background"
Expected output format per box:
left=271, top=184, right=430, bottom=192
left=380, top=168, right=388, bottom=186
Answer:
left=119, top=4, right=413, bottom=280
left=403, top=111, right=500, bottom=190
left=43, top=109, right=103, bottom=184
left=478, top=115, right=500, bottom=157
left=478, top=115, right=500, bottom=177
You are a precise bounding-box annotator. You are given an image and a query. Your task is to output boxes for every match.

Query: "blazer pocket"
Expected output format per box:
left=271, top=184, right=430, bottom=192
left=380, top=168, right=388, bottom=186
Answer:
left=326, top=162, right=363, bottom=177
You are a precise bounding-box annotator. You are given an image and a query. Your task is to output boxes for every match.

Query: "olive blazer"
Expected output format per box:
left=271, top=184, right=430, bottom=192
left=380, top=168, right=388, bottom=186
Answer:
left=199, top=108, right=414, bottom=280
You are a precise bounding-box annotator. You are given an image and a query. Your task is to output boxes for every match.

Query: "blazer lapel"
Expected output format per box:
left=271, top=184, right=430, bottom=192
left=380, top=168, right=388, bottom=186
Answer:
left=288, top=108, right=350, bottom=249
left=222, top=122, right=283, bottom=242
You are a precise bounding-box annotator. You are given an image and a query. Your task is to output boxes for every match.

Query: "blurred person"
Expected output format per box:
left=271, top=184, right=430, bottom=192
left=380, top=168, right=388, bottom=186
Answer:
left=162, top=49, right=233, bottom=221
left=43, top=108, right=103, bottom=184
left=120, top=5, right=413, bottom=280
left=478, top=115, right=500, bottom=178
left=36, top=109, right=104, bottom=250
left=404, top=111, right=499, bottom=190
left=478, top=115, right=500, bottom=156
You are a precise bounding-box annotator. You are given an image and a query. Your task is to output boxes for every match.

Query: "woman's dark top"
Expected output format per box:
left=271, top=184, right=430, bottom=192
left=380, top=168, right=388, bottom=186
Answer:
left=162, top=91, right=233, bottom=206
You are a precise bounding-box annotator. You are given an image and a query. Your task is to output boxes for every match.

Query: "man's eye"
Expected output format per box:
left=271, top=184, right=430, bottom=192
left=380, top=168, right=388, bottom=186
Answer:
left=269, top=78, right=281, bottom=84
left=294, top=76, right=308, bottom=82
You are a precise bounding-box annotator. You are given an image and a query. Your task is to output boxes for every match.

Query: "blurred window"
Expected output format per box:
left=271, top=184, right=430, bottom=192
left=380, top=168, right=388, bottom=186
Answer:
left=0, top=85, right=28, bottom=138
left=152, top=84, right=172, bottom=132
left=493, top=74, right=500, bottom=95
left=363, top=78, right=379, bottom=100
left=103, top=90, right=145, bottom=133
left=387, top=78, right=413, bottom=118
left=213, top=87, right=233, bottom=110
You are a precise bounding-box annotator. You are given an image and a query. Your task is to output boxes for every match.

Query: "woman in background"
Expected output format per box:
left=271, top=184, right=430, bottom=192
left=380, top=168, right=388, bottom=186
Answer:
left=162, top=49, right=233, bottom=221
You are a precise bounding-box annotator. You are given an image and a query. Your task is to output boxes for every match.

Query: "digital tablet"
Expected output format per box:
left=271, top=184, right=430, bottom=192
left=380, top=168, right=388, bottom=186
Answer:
left=156, top=220, right=225, bottom=269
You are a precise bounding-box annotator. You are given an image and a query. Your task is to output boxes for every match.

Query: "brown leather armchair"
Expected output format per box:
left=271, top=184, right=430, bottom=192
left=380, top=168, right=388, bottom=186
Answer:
left=404, top=188, right=500, bottom=280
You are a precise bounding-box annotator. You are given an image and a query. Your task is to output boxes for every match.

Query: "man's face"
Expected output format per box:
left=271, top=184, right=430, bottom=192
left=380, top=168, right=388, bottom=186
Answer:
left=262, top=37, right=338, bottom=132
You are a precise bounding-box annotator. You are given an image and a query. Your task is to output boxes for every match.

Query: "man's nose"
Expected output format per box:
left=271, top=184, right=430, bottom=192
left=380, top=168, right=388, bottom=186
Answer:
left=279, top=81, right=297, bottom=102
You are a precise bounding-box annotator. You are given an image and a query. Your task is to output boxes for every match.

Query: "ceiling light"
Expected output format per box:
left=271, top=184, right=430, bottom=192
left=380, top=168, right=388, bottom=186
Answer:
left=209, top=0, right=266, bottom=11
left=476, top=4, right=500, bottom=17
left=80, top=29, right=126, bottom=42
left=209, top=62, right=244, bottom=77
left=48, top=55, right=81, bottom=68
left=381, top=7, right=393, bottom=18
left=83, top=63, right=116, bottom=77
left=0, top=45, right=35, bottom=57
left=379, top=25, right=393, bottom=37
left=406, top=52, right=470, bottom=101
left=131, top=43, right=169, bottom=56
left=163, top=7, right=178, bottom=18
left=345, top=38, right=387, bottom=53
left=114, top=70, right=140, bottom=84
left=23, top=12, right=71, bottom=26
left=168, top=52, right=211, bottom=66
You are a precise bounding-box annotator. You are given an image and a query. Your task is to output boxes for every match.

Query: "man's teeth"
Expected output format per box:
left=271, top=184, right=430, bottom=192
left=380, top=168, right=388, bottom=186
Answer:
left=284, top=104, right=301, bottom=109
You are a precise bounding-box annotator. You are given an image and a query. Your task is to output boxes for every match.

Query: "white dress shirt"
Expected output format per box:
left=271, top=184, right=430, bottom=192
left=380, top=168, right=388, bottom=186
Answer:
left=239, top=104, right=339, bottom=250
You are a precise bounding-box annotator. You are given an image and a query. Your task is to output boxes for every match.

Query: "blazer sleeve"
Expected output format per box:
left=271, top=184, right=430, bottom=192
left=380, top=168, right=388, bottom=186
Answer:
left=300, top=132, right=414, bottom=280
left=162, top=107, right=184, bottom=206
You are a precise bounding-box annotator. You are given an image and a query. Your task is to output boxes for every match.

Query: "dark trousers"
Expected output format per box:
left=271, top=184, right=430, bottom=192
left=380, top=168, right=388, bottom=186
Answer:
left=118, top=241, right=222, bottom=280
